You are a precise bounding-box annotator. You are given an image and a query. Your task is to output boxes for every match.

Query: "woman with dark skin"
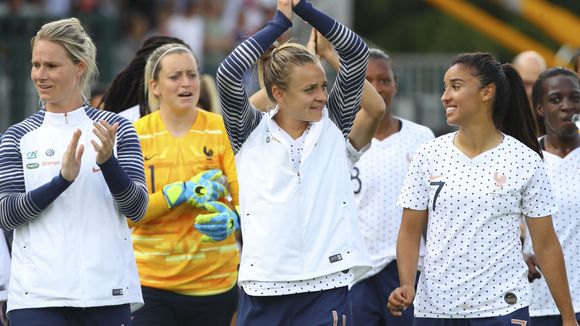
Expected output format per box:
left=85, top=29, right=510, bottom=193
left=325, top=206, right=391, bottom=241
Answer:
left=524, top=67, right=580, bottom=325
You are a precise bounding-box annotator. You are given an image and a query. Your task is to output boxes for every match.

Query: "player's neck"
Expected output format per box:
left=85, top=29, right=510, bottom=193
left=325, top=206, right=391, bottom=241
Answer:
left=374, top=114, right=400, bottom=141
left=454, top=126, right=503, bottom=159
left=159, top=106, right=198, bottom=137
left=543, top=133, right=580, bottom=158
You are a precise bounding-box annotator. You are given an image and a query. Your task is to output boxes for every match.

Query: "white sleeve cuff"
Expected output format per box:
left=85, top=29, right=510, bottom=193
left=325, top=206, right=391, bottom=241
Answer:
left=345, top=139, right=371, bottom=169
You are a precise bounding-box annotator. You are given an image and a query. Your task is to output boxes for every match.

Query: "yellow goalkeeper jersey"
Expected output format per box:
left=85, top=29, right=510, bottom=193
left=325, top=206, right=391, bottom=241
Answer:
left=132, top=110, right=239, bottom=296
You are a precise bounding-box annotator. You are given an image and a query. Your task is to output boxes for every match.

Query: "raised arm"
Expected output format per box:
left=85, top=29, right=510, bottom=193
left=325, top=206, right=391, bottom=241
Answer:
left=216, top=1, right=293, bottom=154
left=293, top=0, right=369, bottom=138
left=309, top=30, right=384, bottom=149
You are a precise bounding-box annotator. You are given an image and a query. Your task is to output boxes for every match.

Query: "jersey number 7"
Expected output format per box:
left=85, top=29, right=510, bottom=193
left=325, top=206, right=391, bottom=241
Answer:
left=429, top=181, right=445, bottom=210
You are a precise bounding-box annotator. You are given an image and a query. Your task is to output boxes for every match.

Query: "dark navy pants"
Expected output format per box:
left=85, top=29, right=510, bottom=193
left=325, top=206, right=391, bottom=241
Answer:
left=237, top=286, right=350, bottom=326
left=531, top=312, right=580, bottom=326
left=131, top=285, right=238, bottom=326
left=9, top=304, right=131, bottom=326
left=414, top=307, right=529, bottom=326
left=349, top=260, right=420, bottom=326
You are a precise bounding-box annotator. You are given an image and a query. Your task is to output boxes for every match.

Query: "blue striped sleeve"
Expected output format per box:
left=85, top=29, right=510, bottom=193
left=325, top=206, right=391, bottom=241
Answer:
left=216, top=10, right=292, bottom=154
left=89, top=109, right=148, bottom=222
left=294, top=0, right=369, bottom=138
left=0, top=113, right=72, bottom=231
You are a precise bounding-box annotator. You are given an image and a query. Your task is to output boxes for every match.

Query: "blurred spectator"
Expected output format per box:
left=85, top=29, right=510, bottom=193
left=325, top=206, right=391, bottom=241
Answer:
left=43, top=0, right=71, bottom=16
left=167, top=0, right=205, bottom=70
left=113, top=11, right=150, bottom=75
left=71, top=0, right=117, bottom=16
left=0, top=0, right=43, bottom=16
left=513, top=50, right=547, bottom=105
left=149, top=4, right=173, bottom=36
left=202, top=0, right=234, bottom=75
left=221, top=0, right=275, bottom=40
left=120, top=0, right=157, bottom=29
left=513, top=50, right=547, bottom=136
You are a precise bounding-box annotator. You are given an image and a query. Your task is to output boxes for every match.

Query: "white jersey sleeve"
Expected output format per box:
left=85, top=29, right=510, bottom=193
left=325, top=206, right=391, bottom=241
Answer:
left=521, top=157, right=557, bottom=218
left=398, top=141, right=432, bottom=210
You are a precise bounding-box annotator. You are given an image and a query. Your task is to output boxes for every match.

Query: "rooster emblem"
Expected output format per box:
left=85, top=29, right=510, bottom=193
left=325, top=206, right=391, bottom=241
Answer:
left=493, top=170, right=506, bottom=188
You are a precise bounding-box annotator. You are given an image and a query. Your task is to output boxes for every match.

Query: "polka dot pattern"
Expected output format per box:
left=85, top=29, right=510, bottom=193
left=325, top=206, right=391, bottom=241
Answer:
left=353, top=118, right=434, bottom=277
left=241, top=270, right=353, bottom=296
left=526, top=147, right=580, bottom=316
left=398, top=132, right=558, bottom=318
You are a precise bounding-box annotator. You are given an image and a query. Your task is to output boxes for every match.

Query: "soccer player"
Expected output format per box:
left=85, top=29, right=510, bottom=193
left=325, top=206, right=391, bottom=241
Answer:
left=349, top=48, right=434, bottom=326
left=216, top=0, right=385, bottom=324
left=130, top=43, right=240, bottom=326
left=0, top=18, right=148, bottom=325
left=388, top=52, right=578, bottom=325
left=99, top=35, right=188, bottom=121
left=524, top=67, right=580, bottom=325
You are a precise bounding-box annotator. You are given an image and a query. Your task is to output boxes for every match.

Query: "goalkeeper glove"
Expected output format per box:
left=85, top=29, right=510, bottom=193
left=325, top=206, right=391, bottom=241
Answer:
left=162, top=181, right=187, bottom=208
left=184, top=169, right=227, bottom=207
left=162, top=169, right=227, bottom=209
left=194, top=201, right=239, bottom=242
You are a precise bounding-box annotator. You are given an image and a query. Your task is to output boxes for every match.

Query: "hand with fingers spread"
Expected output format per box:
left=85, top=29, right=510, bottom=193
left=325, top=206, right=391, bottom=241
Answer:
left=91, top=120, right=119, bottom=165
left=387, top=285, right=415, bottom=317
left=194, top=201, right=239, bottom=242
left=61, top=129, right=84, bottom=182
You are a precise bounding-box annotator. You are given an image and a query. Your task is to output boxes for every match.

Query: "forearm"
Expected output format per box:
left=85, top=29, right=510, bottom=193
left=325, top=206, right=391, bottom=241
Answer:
left=533, top=237, right=577, bottom=320
left=321, top=50, right=383, bottom=120
left=361, top=80, right=386, bottom=119
left=294, top=1, right=368, bottom=136
left=127, top=191, right=171, bottom=227
left=396, top=224, right=422, bottom=287
left=0, top=174, right=72, bottom=231
left=216, top=12, right=290, bottom=152
left=249, top=89, right=274, bottom=112
left=99, top=155, right=148, bottom=222
left=294, top=0, right=368, bottom=66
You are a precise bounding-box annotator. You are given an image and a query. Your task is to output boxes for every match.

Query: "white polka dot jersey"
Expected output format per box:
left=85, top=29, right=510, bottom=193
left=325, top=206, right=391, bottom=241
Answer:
left=398, top=132, right=558, bottom=318
left=525, top=147, right=580, bottom=317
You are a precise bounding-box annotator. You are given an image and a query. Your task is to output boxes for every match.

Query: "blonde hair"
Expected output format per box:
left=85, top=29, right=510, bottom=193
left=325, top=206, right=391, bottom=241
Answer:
left=258, top=42, right=320, bottom=103
left=31, top=18, right=98, bottom=102
left=200, top=74, right=220, bottom=114
left=144, top=43, right=196, bottom=111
